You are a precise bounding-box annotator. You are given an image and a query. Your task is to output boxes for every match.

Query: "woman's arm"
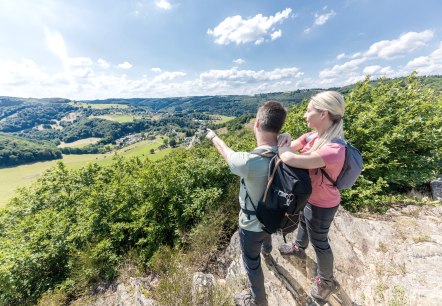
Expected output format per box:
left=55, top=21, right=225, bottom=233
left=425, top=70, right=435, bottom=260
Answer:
left=278, top=146, right=326, bottom=169
left=290, top=138, right=304, bottom=152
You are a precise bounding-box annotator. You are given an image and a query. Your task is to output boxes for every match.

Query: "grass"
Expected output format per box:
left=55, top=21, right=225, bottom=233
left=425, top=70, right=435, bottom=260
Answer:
left=210, top=115, right=235, bottom=124
left=0, top=139, right=173, bottom=207
left=89, top=114, right=142, bottom=123
left=58, top=137, right=102, bottom=148
left=69, top=102, right=129, bottom=109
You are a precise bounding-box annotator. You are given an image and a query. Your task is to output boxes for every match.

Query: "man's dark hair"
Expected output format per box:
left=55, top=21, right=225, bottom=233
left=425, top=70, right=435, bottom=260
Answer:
left=256, top=101, right=287, bottom=133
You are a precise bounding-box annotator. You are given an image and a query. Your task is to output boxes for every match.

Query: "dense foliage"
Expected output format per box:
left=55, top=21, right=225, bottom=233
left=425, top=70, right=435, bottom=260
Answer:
left=0, top=133, right=62, bottom=166
left=0, top=130, right=255, bottom=305
left=284, top=74, right=442, bottom=211
left=0, top=103, right=76, bottom=132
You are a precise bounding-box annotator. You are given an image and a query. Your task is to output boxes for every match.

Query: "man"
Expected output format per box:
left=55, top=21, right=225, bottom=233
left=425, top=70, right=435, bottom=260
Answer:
left=206, top=101, right=287, bottom=306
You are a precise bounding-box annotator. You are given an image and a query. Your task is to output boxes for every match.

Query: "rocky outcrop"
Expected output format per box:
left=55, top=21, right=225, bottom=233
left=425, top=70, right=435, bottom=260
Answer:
left=431, top=175, right=442, bottom=202
left=69, top=205, right=442, bottom=305
left=222, top=205, right=442, bottom=305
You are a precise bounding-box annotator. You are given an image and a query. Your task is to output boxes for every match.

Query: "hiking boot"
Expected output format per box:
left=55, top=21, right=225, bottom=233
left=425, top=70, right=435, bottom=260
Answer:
left=310, top=275, right=340, bottom=300
left=234, top=290, right=268, bottom=306
left=278, top=242, right=306, bottom=258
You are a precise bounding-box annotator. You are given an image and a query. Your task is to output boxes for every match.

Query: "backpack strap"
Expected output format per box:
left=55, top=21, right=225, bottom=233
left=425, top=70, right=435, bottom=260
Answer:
left=250, top=148, right=276, bottom=158
left=319, top=138, right=346, bottom=187
left=320, top=168, right=337, bottom=187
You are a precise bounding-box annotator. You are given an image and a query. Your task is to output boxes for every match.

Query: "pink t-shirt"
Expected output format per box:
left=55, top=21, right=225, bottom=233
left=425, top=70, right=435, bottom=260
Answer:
left=297, top=132, right=345, bottom=208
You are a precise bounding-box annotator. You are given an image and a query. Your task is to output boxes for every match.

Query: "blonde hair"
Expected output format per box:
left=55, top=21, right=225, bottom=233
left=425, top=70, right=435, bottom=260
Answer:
left=308, top=91, right=345, bottom=152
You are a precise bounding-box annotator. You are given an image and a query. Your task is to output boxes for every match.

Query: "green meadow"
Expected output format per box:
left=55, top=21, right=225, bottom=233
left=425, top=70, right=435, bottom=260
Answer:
left=69, top=102, right=129, bottom=109
left=211, top=114, right=235, bottom=123
left=58, top=137, right=102, bottom=148
left=89, top=114, right=142, bottom=123
left=0, top=140, right=173, bottom=207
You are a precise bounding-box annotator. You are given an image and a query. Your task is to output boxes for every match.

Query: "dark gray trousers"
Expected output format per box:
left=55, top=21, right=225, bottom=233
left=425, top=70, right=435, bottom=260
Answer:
left=239, top=228, right=272, bottom=303
left=296, top=203, right=339, bottom=285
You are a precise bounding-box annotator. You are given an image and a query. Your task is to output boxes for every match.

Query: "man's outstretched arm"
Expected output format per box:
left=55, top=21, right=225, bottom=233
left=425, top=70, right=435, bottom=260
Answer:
left=206, top=129, right=234, bottom=162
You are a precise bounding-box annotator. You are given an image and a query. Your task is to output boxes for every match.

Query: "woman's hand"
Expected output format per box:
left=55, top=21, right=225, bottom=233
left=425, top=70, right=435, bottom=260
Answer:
left=277, top=133, right=292, bottom=147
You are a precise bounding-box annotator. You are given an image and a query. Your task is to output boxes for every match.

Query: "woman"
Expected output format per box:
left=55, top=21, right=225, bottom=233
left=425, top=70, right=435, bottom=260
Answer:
left=278, top=91, right=345, bottom=301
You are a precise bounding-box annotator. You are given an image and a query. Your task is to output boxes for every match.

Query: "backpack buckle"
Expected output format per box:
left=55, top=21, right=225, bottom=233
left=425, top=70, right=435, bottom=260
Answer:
left=277, top=190, right=294, bottom=206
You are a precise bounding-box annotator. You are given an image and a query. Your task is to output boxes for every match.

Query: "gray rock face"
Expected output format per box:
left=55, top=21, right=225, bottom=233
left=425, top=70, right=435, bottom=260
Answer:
left=222, top=205, right=442, bottom=306
left=431, top=175, right=442, bottom=202
left=192, top=272, right=216, bottom=305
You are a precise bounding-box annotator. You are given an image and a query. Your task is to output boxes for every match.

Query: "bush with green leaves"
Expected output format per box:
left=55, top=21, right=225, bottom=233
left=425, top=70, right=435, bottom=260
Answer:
left=284, top=74, right=442, bottom=211
left=0, top=129, right=255, bottom=305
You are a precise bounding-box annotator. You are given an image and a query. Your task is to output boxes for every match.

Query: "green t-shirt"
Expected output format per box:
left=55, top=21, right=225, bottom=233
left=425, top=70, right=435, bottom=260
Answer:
left=227, top=145, right=277, bottom=232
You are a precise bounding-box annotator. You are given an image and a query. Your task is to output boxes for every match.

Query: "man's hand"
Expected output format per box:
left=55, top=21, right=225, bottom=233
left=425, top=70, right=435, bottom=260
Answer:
left=277, top=133, right=292, bottom=147
left=206, top=129, right=217, bottom=141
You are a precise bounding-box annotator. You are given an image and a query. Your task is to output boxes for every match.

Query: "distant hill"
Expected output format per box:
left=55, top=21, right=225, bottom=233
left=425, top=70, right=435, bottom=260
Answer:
left=82, top=89, right=322, bottom=117
left=0, top=133, right=61, bottom=166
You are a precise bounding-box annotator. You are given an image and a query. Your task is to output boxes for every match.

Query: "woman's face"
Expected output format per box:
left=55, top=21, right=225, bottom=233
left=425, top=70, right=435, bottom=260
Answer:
left=304, top=102, right=323, bottom=129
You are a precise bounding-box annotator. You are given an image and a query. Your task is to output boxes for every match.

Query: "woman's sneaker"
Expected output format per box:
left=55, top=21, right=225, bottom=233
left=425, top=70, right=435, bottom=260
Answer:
left=310, top=276, right=340, bottom=300
left=277, top=242, right=306, bottom=258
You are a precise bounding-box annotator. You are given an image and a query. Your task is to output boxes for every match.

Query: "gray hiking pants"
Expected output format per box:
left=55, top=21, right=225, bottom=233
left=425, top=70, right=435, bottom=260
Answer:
left=296, top=203, right=339, bottom=285
left=239, top=228, right=272, bottom=304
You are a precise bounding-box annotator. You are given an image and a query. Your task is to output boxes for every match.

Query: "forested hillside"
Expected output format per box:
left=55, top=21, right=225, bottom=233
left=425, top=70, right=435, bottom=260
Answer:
left=0, top=133, right=61, bottom=167
left=0, top=74, right=440, bottom=305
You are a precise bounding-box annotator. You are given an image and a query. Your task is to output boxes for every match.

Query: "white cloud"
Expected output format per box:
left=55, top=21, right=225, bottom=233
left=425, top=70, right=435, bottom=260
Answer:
left=0, top=58, right=307, bottom=99
left=200, top=67, right=303, bottom=82
left=155, top=0, right=172, bottom=10
left=44, top=27, right=69, bottom=72
left=68, top=57, right=93, bottom=66
left=362, top=65, right=395, bottom=76
left=319, top=58, right=366, bottom=79
left=71, top=67, right=94, bottom=78
left=304, top=8, right=336, bottom=33
left=322, top=30, right=436, bottom=86
left=152, top=71, right=186, bottom=82
left=404, top=42, right=442, bottom=75
left=233, top=58, right=246, bottom=65
left=336, top=53, right=346, bottom=60
left=207, top=8, right=292, bottom=45
left=98, top=58, right=110, bottom=69
left=0, top=59, right=50, bottom=86
left=314, top=9, right=336, bottom=26
left=151, top=67, right=162, bottom=73
left=363, top=30, right=434, bottom=60
left=118, top=61, right=133, bottom=69
left=271, top=29, right=282, bottom=41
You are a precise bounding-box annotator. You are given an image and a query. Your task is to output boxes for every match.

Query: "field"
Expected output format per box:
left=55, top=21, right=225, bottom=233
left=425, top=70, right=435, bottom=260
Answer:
left=58, top=137, right=102, bottom=148
left=210, top=115, right=235, bottom=123
left=0, top=140, right=173, bottom=207
left=89, top=114, right=142, bottom=123
left=69, top=102, right=129, bottom=109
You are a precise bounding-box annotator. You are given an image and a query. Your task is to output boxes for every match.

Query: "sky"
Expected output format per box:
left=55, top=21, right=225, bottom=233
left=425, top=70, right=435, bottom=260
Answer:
left=0, top=0, right=441, bottom=100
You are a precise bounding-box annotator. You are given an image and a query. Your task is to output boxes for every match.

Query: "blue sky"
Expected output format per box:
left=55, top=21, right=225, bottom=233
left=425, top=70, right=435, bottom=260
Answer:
left=0, top=0, right=441, bottom=100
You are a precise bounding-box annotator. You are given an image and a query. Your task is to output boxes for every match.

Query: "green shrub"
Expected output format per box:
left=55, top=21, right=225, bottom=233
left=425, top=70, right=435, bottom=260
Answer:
left=284, top=73, right=442, bottom=211
left=0, top=134, right=242, bottom=304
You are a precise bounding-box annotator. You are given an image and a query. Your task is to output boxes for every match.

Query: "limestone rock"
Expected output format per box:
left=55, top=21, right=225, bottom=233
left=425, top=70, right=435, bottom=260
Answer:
left=192, top=272, right=216, bottom=305
left=431, top=175, right=442, bottom=202
left=222, top=205, right=442, bottom=306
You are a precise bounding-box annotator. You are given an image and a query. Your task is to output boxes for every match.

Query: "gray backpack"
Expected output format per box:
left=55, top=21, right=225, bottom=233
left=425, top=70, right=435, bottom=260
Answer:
left=321, top=138, right=363, bottom=190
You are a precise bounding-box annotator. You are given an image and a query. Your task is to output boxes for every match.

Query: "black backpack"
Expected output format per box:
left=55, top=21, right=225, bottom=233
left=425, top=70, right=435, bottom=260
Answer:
left=242, top=149, right=312, bottom=241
